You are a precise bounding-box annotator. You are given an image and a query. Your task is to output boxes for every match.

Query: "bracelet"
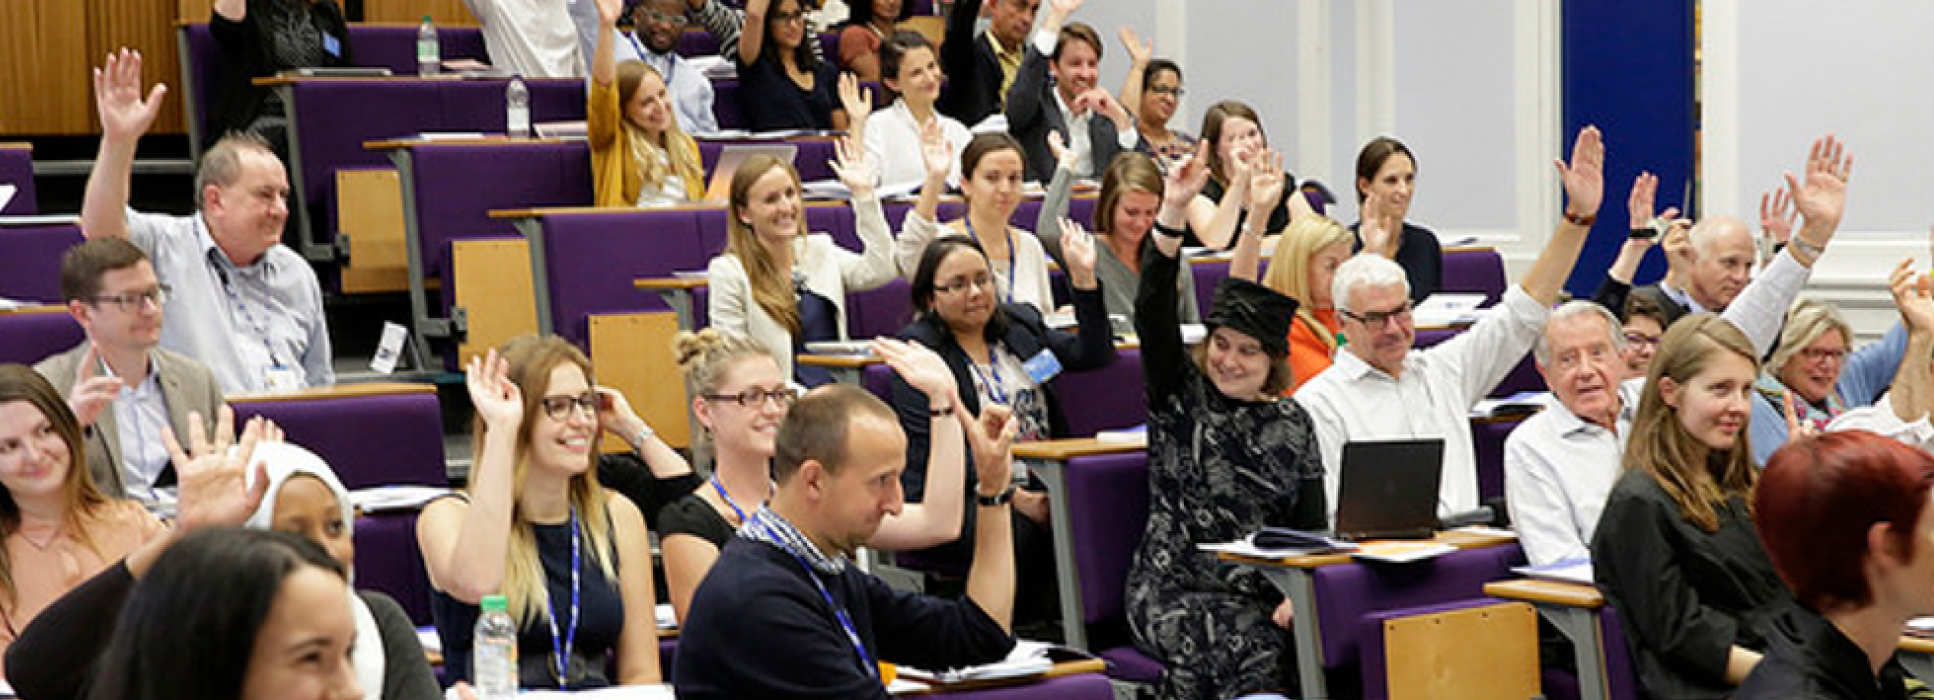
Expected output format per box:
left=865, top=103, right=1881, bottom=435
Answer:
left=928, top=404, right=953, bottom=418
left=1152, top=222, right=1186, bottom=238
left=634, top=423, right=656, bottom=448
left=1563, top=210, right=1596, bottom=227
left=1788, top=237, right=1824, bottom=259
left=976, top=484, right=1015, bottom=507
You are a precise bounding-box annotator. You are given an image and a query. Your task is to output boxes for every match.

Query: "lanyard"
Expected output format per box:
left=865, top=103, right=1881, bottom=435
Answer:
left=969, top=356, right=1010, bottom=406
left=543, top=506, right=582, bottom=689
left=710, top=475, right=772, bottom=525
left=626, top=33, right=673, bottom=92
left=754, top=520, right=876, bottom=677
left=961, top=217, right=1016, bottom=305
left=214, top=260, right=284, bottom=369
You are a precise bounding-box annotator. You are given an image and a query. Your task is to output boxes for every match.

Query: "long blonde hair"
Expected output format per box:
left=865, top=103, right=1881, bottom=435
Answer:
left=471, top=335, right=619, bottom=625
left=725, top=156, right=806, bottom=335
left=1623, top=314, right=1760, bottom=532
left=1264, top=215, right=1355, bottom=351
left=616, top=60, right=705, bottom=196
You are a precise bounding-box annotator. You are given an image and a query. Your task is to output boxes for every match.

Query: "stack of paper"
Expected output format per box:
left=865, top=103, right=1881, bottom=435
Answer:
left=1352, top=541, right=1457, bottom=564
left=896, top=640, right=1056, bottom=686
left=1511, top=557, right=1594, bottom=586
left=1199, top=528, right=1358, bottom=559
left=689, top=54, right=734, bottom=79
left=1412, top=292, right=1490, bottom=326
left=1470, top=391, right=1551, bottom=418
left=348, top=485, right=454, bottom=513
left=1095, top=424, right=1147, bottom=445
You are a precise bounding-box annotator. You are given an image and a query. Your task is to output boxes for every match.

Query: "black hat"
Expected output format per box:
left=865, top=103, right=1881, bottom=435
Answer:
left=1205, top=277, right=1299, bottom=357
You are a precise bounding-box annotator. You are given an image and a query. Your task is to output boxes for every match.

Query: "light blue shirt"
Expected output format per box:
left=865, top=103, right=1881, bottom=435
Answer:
left=613, top=31, right=721, bottom=135
left=104, top=358, right=173, bottom=504
left=1748, top=321, right=1908, bottom=465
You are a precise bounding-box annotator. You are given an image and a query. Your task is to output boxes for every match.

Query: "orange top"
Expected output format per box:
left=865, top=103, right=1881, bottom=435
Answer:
left=1285, top=307, right=1340, bottom=394
left=0, top=500, right=165, bottom=667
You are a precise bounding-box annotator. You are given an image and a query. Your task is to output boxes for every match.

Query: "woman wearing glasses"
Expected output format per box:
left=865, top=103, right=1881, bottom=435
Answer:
left=1114, top=30, right=1194, bottom=170
left=416, top=335, right=663, bottom=688
left=657, top=329, right=977, bottom=624
left=887, top=229, right=1114, bottom=576
left=1747, top=293, right=1910, bottom=465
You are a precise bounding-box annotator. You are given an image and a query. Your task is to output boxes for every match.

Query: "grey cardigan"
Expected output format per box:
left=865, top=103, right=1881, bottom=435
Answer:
left=1036, top=164, right=1200, bottom=329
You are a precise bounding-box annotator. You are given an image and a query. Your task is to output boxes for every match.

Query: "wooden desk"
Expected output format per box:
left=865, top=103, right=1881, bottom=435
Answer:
left=1221, top=530, right=1521, bottom=699
left=1012, top=437, right=1145, bottom=649
left=228, top=381, right=437, bottom=403
left=1484, top=578, right=1610, bottom=700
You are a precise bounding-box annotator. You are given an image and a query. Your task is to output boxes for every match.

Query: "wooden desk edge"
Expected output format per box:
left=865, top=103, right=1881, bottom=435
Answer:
left=228, top=381, right=437, bottom=403
left=365, top=137, right=568, bottom=150
left=1013, top=437, right=1146, bottom=460
left=0, top=305, right=69, bottom=316
left=1482, top=579, right=1606, bottom=608
left=0, top=142, right=30, bottom=151
left=797, top=354, right=881, bottom=368
left=1902, top=635, right=1934, bottom=654
left=634, top=277, right=710, bottom=290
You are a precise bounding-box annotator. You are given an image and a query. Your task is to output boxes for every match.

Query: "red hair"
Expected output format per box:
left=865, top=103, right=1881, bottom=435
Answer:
left=1756, top=430, right=1934, bottom=612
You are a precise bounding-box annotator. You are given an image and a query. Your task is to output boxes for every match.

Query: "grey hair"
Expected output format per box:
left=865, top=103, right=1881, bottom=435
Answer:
left=1768, top=297, right=1853, bottom=374
left=194, top=131, right=276, bottom=211
left=1686, top=215, right=1750, bottom=258
left=1534, top=300, right=1626, bottom=365
left=1329, top=253, right=1409, bottom=314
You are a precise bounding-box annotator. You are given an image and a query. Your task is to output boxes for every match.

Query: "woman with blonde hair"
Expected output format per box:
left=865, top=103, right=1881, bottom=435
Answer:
left=1748, top=289, right=1909, bottom=465
left=707, top=139, right=896, bottom=386
left=590, top=0, right=705, bottom=207
left=1592, top=314, right=1790, bottom=698
left=417, top=336, right=661, bottom=688
left=1259, top=214, right=1357, bottom=392
left=1037, top=143, right=1198, bottom=328
left=0, top=364, right=168, bottom=670
left=656, top=328, right=973, bottom=623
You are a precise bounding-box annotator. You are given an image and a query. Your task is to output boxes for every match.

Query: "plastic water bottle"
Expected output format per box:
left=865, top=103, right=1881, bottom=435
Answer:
left=505, top=75, right=531, bottom=138
left=473, top=594, right=518, bottom=699
left=416, top=15, right=439, bottom=76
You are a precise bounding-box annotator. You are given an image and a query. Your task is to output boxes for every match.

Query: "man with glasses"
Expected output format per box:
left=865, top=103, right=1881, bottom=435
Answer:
left=1293, top=125, right=1609, bottom=526
left=34, top=238, right=224, bottom=510
left=614, top=0, right=720, bottom=135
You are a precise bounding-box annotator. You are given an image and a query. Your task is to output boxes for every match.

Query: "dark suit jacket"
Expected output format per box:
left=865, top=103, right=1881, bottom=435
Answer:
left=1629, top=283, right=1692, bottom=327
left=937, top=0, right=1005, bottom=127
left=1004, top=39, right=1127, bottom=183
left=34, top=342, right=224, bottom=499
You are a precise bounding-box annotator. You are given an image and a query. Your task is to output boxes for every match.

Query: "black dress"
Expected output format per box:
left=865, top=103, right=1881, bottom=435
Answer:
left=735, top=51, right=839, bottom=132
left=1185, top=175, right=1296, bottom=250
left=432, top=515, right=627, bottom=689
left=209, top=0, right=352, bottom=151
left=1349, top=221, right=1444, bottom=304
left=659, top=492, right=737, bottom=549
left=1123, top=239, right=1326, bottom=699
left=1591, top=467, right=1793, bottom=700
left=1735, top=604, right=1918, bottom=700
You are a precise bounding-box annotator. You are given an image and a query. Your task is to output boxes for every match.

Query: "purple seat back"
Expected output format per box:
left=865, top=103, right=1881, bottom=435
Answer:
left=1309, top=542, right=1525, bottom=669
left=1471, top=416, right=1528, bottom=501
left=0, top=311, right=82, bottom=365
left=861, top=361, right=894, bottom=403
left=0, top=225, right=82, bottom=303
left=408, top=142, right=594, bottom=279
left=177, top=24, right=223, bottom=150
left=1095, top=646, right=1164, bottom=684
left=354, top=510, right=433, bottom=625
left=1191, top=260, right=1228, bottom=316
left=1601, top=606, right=1640, bottom=700
left=228, top=391, right=447, bottom=490
left=1066, top=451, right=1148, bottom=626
left=1356, top=597, right=1522, bottom=700
left=1051, top=349, right=1144, bottom=435
left=538, top=209, right=711, bottom=344
left=349, top=25, right=490, bottom=74
left=0, top=147, right=35, bottom=215
left=1441, top=248, right=1507, bottom=305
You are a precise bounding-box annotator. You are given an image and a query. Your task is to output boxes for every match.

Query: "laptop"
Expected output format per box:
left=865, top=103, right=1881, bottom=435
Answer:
left=1333, top=438, right=1445, bottom=541
left=703, top=143, right=800, bottom=204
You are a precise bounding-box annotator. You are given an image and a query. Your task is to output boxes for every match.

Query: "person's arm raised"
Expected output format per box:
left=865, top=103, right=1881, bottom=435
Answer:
left=1230, top=149, right=1283, bottom=283
left=213, top=0, right=245, bottom=20
left=592, top=0, right=623, bottom=87
left=1184, top=149, right=1251, bottom=250
left=128, top=407, right=276, bottom=577
left=1887, top=262, right=1934, bottom=425
left=1152, top=141, right=1210, bottom=260
left=82, top=49, right=167, bottom=242
left=867, top=338, right=967, bottom=549
left=962, top=405, right=1018, bottom=632
left=738, top=0, right=769, bottom=65
left=418, top=350, right=524, bottom=603
left=1779, top=134, right=1853, bottom=269
left=1116, top=27, right=1151, bottom=122
left=1516, top=125, right=1605, bottom=306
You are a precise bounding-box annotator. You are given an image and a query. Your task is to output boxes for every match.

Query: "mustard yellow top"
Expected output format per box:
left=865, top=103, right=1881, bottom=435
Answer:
left=589, top=78, right=706, bottom=207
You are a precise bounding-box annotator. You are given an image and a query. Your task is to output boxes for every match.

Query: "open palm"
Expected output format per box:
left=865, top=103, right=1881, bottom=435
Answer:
left=94, top=48, right=168, bottom=140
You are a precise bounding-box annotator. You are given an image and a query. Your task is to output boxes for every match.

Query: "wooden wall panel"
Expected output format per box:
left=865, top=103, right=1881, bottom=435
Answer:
left=178, top=0, right=216, bottom=24
left=90, top=0, right=185, bottom=135
left=0, top=1, right=92, bottom=135
left=363, top=0, right=479, bottom=25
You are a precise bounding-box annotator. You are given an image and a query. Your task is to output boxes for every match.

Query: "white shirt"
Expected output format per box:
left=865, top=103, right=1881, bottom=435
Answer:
left=1827, top=395, right=1934, bottom=451
left=1504, top=378, right=1641, bottom=566
left=862, top=101, right=971, bottom=193
left=464, top=0, right=584, bottom=78
left=614, top=32, right=721, bottom=135
left=1656, top=278, right=1708, bottom=314
left=104, top=360, right=173, bottom=505
left=893, top=210, right=1056, bottom=315
left=1297, top=285, right=1550, bottom=523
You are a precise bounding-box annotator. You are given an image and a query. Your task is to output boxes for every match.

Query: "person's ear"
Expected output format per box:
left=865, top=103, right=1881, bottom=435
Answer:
left=1658, top=375, right=1682, bottom=409
left=202, top=183, right=224, bottom=213
left=692, top=395, right=713, bottom=431
left=799, top=459, right=827, bottom=499
left=67, top=299, right=92, bottom=327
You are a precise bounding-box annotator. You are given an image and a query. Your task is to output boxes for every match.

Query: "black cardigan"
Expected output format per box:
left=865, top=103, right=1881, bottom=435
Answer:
left=935, top=0, right=1005, bottom=127
left=209, top=0, right=352, bottom=148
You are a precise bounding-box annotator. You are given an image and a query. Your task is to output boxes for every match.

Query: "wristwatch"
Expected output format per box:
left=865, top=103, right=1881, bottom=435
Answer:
left=633, top=422, right=656, bottom=448
left=928, top=404, right=953, bottom=418
left=1787, top=237, right=1824, bottom=259
left=976, top=484, right=1015, bottom=507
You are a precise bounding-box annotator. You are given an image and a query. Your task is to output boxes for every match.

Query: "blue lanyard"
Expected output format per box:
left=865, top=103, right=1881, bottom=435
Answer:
left=626, top=33, right=673, bottom=92
left=543, top=506, right=582, bottom=689
left=213, top=258, right=283, bottom=369
left=754, top=521, right=876, bottom=677
left=710, top=475, right=770, bottom=525
left=968, top=356, right=1010, bottom=406
left=961, top=217, right=1016, bottom=305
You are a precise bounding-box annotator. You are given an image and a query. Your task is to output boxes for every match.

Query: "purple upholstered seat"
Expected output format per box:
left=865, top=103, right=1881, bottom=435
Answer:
left=934, top=671, right=1114, bottom=699
left=1051, top=349, right=1144, bottom=435
left=1190, top=259, right=1228, bottom=317
left=536, top=208, right=711, bottom=344
left=1471, top=415, right=1530, bottom=501
left=847, top=278, right=913, bottom=341
left=1063, top=450, right=1164, bottom=683
left=0, top=224, right=82, bottom=303
left=354, top=510, right=434, bottom=625
left=1356, top=597, right=1521, bottom=700
left=228, top=390, right=447, bottom=490
left=1309, top=542, right=1525, bottom=671
left=0, top=311, right=82, bottom=366
left=0, top=146, right=35, bottom=215
left=1441, top=248, right=1508, bottom=305
left=1601, top=606, right=1640, bottom=700
left=407, top=141, right=594, bottom=281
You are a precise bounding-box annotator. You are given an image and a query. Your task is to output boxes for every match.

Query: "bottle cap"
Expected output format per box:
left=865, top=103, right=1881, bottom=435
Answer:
left=480, top=594, right=508, bottom=612
left=423, top=14, right=432, bottom=21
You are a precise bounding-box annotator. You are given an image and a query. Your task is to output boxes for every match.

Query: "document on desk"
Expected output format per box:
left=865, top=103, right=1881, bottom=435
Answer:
left=1511, top=557, right=1594, bottom=586
left=1351, top=541, right=1458, bottom=564
left=348, top=485, right=454, bottom=513
left=1200, top=530, right=1357, bottom=559
left=895, top=640, right=1056, bottom=685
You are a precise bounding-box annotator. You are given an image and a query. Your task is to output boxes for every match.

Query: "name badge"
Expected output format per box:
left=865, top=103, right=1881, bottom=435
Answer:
left=1022, top=349, right=1062, bottom=384
left=321, top=34, right=342, bottom=58
left=263, top=365, right=302, bottom=393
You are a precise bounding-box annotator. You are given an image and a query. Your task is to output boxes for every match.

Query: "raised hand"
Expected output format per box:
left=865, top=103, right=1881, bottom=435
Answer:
left=1045, top=0, right=1083, bottom=21
left=1627, top=171, right=1671, bottom=231
left=1118, top=26, right=1152, bottom=66
left=1360, top=187, right=1396, bottom=257
left=1759, top=186, right=1796, bottom=246
left=830, top=135, right=877, bottom=197
left=1246, top=149, right=1286, bottom=217
left=1782, top=389, right=1820, bottom=441
left=593, top=385, right=648, bottom=443
left=67, top=344, right=123, bottom=429
left=1162, top=140, right=1211, bottom=211
left=1058, top=218, right=1098, bottom=288
left=917, top=118, right=953, bottom=184
left=1891, top=258, right=1934, bottom=333
left=1047, top=130, right=1077, bottom=173
left=466, top=349, right=524, bottom=431
left=961, top=404, right=1019, bottom=494
left=872, top=338, right=958, bottom=406
left=1784, top=134, right=1852, bottom=233
left=164, top=406, right=273, bottom=532
left=595, top=0, right=624, bottom=26
left=1553, top=125, right=1605, bottom=219
left=93, top=48, right=169, bottom=142
left=837, top=72, right=873, bottom=128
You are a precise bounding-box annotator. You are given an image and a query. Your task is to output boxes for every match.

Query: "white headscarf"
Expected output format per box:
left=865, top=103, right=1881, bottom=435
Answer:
left=243, top=441, right=386, bottom=700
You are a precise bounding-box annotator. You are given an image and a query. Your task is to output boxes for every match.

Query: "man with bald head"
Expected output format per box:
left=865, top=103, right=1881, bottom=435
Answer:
left=1632, top=214, right=1758, bottom=325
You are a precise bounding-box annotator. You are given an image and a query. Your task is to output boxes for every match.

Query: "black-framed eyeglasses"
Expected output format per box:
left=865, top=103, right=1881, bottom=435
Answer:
left=704, top=387, right=800, bottom=408
left=89, top=287, right=167, bottom=313
left=1148, top=85, right=1185, bottom=97
left=934, top=275, right=995, bottom=295
left=639, top=8, right=688, bottom=25
left=539, top=391, right=600, bottom=421
left=1338, top=301, right=1413, bottom=329
left=772, top=9, right=806, bottom=24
